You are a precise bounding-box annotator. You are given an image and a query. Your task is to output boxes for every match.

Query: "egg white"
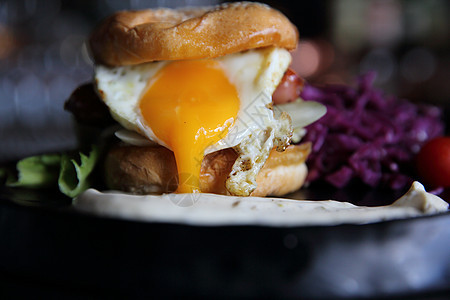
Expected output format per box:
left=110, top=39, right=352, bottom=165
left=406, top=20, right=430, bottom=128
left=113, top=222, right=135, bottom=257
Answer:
left=94, top=46, right=291, bottom=154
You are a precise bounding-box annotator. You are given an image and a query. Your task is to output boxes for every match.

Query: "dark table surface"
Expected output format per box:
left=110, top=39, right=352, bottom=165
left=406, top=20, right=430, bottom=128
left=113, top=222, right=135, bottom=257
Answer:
left=1, top=185, right=449, bottom=299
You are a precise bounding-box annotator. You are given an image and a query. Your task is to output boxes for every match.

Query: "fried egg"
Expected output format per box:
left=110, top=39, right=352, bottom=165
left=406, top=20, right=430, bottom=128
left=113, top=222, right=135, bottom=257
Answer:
left=95, top=47, right=292, bottom=195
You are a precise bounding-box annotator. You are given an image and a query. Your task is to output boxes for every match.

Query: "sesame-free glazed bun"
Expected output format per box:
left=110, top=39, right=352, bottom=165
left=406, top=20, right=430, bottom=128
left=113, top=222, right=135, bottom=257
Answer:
left=104, top=143, right=310, bottom=197
left=89, top=2, right=298, bottom=66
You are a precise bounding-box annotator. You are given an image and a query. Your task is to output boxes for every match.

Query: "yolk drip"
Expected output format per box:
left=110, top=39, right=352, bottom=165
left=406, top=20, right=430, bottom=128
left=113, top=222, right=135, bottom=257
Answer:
left=139, top=60, right=240, bottom=193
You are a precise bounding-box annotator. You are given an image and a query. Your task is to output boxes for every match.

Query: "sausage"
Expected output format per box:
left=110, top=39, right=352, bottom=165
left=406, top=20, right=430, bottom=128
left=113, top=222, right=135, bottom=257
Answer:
left=272, top=68, right=304, bottom=105
left=64, top=83, right=115, bottom=127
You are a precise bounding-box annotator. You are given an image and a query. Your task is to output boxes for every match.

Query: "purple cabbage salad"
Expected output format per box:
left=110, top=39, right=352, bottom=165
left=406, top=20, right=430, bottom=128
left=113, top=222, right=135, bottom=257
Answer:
left=301, top=72, right=444, bottom=190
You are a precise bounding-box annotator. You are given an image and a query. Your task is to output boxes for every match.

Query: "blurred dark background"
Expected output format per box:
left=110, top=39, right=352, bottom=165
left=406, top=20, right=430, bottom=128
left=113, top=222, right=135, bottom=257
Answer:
left=0, top=0, right=449, bottom=162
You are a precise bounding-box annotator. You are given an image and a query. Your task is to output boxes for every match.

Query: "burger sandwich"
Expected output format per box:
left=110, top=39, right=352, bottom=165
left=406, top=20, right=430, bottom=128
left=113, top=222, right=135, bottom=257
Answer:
left=65, top=2, right=326, bottom=197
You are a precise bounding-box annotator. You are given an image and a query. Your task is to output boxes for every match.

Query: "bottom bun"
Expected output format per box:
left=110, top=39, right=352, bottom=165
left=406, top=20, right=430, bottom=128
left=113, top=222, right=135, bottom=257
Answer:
left=104, top=143, right=310, bottom=197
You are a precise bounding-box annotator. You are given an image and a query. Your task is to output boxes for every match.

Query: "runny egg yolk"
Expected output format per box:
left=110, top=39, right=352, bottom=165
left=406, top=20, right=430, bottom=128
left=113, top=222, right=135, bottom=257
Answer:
left=139, top=60, right=240, bottom=193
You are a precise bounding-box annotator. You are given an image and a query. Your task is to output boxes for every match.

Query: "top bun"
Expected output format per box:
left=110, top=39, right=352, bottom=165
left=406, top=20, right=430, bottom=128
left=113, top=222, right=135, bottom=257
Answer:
left=89, top=2, right=298, bottom=66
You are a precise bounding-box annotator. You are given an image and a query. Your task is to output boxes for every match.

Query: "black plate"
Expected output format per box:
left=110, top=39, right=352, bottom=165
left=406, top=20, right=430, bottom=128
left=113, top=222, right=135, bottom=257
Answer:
left=0, top=186, right=449, bottom=299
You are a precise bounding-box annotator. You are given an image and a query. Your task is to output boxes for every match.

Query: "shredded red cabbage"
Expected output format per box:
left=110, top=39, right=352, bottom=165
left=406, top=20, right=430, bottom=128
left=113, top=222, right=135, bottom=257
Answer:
left=301, top=73, right=444, bottom=190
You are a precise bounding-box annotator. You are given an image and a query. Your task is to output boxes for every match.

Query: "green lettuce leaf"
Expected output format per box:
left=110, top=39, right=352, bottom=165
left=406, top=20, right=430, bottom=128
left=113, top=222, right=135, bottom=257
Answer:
left=5, top=154, right=61, bottom=188
left=2, top=146, right=100, bottom=199
left=58, top=146, right=100, bottom=198
left=0, top=168, right=6, bottom=179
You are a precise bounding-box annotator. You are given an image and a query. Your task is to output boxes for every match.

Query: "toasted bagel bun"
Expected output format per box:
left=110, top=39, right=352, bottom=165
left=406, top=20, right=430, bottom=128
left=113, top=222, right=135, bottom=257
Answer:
left=104, top=143, right=310, bottom=196
left=89, top=2, right=298, bottom=66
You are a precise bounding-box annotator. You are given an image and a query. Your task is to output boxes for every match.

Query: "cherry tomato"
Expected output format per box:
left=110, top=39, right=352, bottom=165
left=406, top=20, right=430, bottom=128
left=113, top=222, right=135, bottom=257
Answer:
left=416, top=137, right=450, bottom=188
